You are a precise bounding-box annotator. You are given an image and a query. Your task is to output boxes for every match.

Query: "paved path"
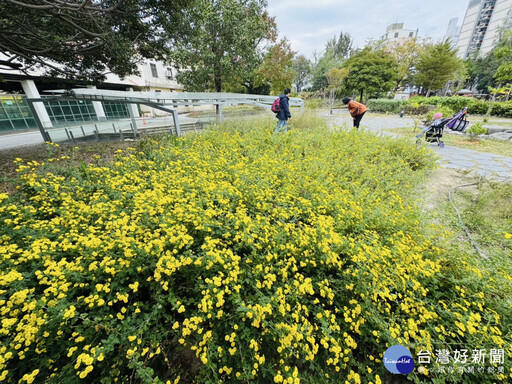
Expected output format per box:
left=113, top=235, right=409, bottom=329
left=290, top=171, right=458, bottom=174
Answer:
left=0, top=130, right=45, bottom=150
left=323, top=111, right=512, bottom=182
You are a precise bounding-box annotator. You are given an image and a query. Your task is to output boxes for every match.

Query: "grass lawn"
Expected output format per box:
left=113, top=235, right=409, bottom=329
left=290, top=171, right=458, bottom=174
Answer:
left=386, top=126, right=512, bottom=157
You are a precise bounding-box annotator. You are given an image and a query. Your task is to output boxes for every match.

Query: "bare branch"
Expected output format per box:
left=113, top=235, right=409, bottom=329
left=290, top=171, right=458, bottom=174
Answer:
left=53, top=14, right=105, bottom=38
left=4, top=0, right=128, bottom=13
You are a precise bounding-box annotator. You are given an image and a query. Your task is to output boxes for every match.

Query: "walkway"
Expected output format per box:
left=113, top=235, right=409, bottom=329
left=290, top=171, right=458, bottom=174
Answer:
left=324, top=111, right=512, bottom=182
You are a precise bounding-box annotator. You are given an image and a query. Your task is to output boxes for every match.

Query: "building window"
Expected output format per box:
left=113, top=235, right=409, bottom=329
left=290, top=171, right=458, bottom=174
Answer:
left=150, top=63, right=158, bottom=78
left=394, top=32, right=399, bottom=38
left=166, top=67, right=173, bottom=79
left=409, top=32, right=414, bottom=37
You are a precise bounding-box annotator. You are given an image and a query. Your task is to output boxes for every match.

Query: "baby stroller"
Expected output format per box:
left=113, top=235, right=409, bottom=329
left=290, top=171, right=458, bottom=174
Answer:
left=417, top=108, right=469, bottom=147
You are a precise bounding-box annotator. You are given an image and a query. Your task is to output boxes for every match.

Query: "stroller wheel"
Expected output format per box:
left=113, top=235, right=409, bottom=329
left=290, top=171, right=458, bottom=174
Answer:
left=439, top=141, right=445, bottom=148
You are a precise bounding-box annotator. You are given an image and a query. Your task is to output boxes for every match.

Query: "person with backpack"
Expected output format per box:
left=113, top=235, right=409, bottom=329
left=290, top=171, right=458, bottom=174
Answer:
left=273, top=88, right=292, bottom=133
left=342, top=97, right=367, bottom=129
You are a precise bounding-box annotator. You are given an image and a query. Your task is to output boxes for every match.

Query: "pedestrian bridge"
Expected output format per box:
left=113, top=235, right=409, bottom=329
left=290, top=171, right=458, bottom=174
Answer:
left=25, top=89, right=304, bottom=143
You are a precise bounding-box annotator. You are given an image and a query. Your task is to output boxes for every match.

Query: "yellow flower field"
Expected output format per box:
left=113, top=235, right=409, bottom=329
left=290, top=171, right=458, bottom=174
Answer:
left=0, top=116, right=510, bottom=383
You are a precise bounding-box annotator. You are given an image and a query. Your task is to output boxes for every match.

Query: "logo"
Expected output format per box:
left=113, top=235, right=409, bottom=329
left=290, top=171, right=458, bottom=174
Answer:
left=384, top=345, right=415, bottom=374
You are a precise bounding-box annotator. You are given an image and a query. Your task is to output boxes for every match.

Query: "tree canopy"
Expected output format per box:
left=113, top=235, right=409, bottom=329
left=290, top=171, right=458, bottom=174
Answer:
left=465, top=53, right=501, bottom=94
left=255, top=39, right=296, bottom=95
left=309, top=31, right=352, bottom=92
left=325, top=31, right=353, bottom=60
left=167, top=0, right=276, bottom=92
left=292, top=55, right=311, bottom=93
left=493, top=29, right=512, bottom=86
left=342, top=47, right=398, bottom=102
left=0, top=0, right=192, bottom=80
left=414, top=41, right=464, bottom=97
left=384, top=37, right=428, bottom=92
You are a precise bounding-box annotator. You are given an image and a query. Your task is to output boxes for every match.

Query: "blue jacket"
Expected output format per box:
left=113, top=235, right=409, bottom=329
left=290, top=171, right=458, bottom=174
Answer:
left=276, top=94, right=291, bottom=120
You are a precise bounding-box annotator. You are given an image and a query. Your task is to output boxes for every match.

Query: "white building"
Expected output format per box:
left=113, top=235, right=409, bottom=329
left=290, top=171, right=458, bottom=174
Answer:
left=0, top=54, right=183, bottom=94
left=0, top=55, right=184, bottom=128
left=456, top=0, right=512, bottom=59
left=381, top=23, right=419, bottom=42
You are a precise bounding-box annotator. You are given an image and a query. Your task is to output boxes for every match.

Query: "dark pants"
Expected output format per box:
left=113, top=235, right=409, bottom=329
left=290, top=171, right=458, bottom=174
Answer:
left=353, top=112, right=366, bottom=128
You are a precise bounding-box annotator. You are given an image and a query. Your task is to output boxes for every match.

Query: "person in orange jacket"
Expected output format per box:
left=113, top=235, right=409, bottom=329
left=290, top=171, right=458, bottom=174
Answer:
left=342, top=97, right=367, bottom=129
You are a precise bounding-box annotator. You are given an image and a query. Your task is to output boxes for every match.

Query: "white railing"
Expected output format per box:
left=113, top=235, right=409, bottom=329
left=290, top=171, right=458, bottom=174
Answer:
left=28, top=90, right=304, bottom=142
left=63, top=89, right=304, bottom=109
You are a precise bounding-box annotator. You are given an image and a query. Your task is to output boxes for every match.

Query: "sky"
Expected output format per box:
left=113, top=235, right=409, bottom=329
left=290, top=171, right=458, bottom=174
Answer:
left=267, top=0, right=469, bottom=59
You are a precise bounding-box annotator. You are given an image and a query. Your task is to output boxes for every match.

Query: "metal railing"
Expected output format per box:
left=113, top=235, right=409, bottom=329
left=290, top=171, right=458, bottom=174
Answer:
left=25, top=90, right=304, bottom=143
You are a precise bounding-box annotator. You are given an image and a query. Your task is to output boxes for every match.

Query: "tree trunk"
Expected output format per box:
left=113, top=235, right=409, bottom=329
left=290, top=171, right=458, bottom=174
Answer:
left=485, top=92, right=496, bottom=119
left=214, top=65, right=222, bottom=115
left=359, top=89, right=364, bottom=103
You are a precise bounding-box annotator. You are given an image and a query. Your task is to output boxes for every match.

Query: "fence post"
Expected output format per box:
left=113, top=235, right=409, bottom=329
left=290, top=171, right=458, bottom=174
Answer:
left=127, top=99, right=139, bottom=136
left=26, top=98, right=52, bottom=142
left=171, top=110, right=181, bottom=136
left=217, top=103, right=224, bottom=122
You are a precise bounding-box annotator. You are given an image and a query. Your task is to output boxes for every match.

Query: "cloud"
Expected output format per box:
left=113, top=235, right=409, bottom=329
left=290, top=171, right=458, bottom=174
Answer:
left=269, top=0, right=351, bottom=13
left=267, top=0, right=468, bottom=59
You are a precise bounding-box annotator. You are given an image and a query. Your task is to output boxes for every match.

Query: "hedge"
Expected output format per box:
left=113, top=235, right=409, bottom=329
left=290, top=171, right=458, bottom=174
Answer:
left=367, top=96, right=512, bottom=118
left=366, top=99, right=406, bottom=113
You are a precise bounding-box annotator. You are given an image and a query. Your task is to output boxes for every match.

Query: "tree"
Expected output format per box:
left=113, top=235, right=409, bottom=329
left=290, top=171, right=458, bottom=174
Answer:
left=493, top=29, right=512, bottom=96
left=292, top=55, right=311, bottom=92
left=167, top=0, right=276, bottom=92
left=310, top=51, right=337, bottom=92
left=385, top=37, right=429, bottom=91
left=255, top=39, right=296, bottom=95
left=0, top=0, right=192, bottom=80
left=325, top=31, right=353, bottom=60
left=414, top=41, right=464, bottom=97
left=342, top=47, right=398, bottom=102
left=310, top=31, right=353, bottom=92
left=465, top=53, right=501, bottom=94
left=325, top=67, right=349, bottom=113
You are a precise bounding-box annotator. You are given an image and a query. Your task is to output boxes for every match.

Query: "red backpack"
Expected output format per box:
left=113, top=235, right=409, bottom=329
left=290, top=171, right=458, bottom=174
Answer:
left=271, top=97, right=281, bottom=113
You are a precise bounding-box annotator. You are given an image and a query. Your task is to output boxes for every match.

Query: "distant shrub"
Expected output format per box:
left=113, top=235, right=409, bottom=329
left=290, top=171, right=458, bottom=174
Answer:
left=406, top=96, right=512, bottom=117
left=467, top=99, right=489, bottom=115
left=404, top=103, right=436, bottom=115
left=424, top=106, right=455, bottom=122
left=366, top=99, right=406, bottom=113
left=489, top=101, right=512, bottom=118
left=304, top=97, right=324, bottom=109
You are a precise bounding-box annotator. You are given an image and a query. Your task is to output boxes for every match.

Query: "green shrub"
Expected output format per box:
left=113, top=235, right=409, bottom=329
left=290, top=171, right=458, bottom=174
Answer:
left=304, top=97, right=324, bottom=109
left=424, top=106, right=455, bottom=122
left=467, top=99, right=489, bottom=115
left=407, top=96, right=512, bottom=117
left=366, top=98, right=406, bottom=113
left=466, top=122, right=488, bottom=139
left=404, top=103, right=436, bottom=115
left=489, top=101, right=512, bottom=118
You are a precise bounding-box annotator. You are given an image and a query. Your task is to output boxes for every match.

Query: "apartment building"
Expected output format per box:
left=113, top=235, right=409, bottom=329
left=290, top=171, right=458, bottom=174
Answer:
left=456, top=0, right=512, bottom=59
